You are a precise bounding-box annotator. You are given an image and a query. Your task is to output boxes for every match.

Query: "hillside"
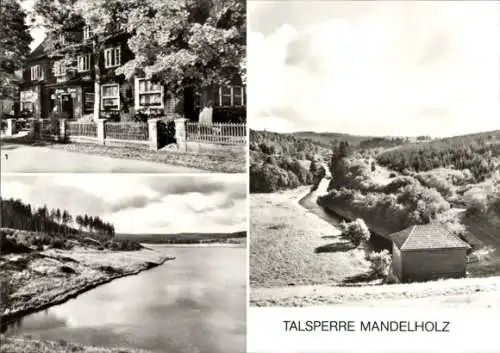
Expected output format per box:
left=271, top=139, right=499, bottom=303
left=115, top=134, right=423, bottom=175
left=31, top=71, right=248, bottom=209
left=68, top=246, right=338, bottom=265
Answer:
left=292, top=131, right=375, bottom=147
left=377, top=130, right=500, bottom=181
left=116, top=231, right=247, bottom=244
left=250, top=130, right=327, bottom=193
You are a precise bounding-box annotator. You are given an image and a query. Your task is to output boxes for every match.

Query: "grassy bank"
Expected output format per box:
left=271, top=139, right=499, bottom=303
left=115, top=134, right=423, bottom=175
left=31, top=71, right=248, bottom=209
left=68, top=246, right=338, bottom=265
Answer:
left=1, top=246, right=172, bottom=328
left=250, top=188, right=372, bottom=288
left=0, top=336, right=154, bottom=353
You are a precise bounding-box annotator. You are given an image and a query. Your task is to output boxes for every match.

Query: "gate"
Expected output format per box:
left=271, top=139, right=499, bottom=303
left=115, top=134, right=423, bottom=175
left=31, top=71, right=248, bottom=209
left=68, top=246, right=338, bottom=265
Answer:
left=157, top=119, right=176, bottom=149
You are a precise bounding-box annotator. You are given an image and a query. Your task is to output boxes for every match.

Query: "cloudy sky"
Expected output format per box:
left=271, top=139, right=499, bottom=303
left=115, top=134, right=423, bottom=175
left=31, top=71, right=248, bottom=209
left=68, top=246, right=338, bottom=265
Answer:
left=1, top=174, right=247, bottom=234
left=249, top=0, right=500, bottom=137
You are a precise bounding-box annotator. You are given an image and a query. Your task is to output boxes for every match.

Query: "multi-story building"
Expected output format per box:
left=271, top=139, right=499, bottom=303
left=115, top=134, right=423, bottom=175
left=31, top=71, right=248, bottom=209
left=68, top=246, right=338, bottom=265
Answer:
left=19, top=25, right=246, bottom=122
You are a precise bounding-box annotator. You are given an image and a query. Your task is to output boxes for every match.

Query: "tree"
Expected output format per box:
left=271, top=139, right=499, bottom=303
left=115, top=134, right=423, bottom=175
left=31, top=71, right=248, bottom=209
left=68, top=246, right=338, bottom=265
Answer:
left=75, top=215, right=83, bottom=231
left=0, top=0, right=32, bottom=103
left=82, top=0, right=246, bottom=113
left=340, top=218, right=370, bottom=247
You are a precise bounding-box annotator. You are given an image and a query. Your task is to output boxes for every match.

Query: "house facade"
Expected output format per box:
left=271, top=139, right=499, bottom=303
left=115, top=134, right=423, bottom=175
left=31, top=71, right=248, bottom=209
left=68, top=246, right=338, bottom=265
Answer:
left=390, top=224, right=470, bottom=283
left=20, top=26, right=245, bottom=123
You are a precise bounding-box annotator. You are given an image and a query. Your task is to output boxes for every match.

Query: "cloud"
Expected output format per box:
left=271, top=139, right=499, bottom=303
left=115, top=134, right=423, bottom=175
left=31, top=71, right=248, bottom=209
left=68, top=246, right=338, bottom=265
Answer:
left=249, top=1, right=500, bottom=137
left=1, top=175, right=247, bottom=234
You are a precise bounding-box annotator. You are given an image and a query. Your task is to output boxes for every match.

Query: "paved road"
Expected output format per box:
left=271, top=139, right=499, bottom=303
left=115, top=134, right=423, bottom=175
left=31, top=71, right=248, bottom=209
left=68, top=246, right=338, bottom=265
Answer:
left=1, top=144, right=204, bottom=173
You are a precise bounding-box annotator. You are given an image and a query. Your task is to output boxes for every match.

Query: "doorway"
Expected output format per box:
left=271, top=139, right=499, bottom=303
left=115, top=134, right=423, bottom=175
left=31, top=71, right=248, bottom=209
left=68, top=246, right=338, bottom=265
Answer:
left=61, top=94, right=74, bottom=120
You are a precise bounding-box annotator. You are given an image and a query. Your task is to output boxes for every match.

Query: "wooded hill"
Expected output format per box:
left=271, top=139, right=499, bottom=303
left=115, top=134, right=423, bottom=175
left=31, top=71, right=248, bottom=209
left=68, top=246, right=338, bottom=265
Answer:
left=116, top=231, right=247, bottom=244
left=0, top=198, right=114, bottom=238
left=250, top=130, right=326, bottom=193
left=376, top=130, right=500, bottom=181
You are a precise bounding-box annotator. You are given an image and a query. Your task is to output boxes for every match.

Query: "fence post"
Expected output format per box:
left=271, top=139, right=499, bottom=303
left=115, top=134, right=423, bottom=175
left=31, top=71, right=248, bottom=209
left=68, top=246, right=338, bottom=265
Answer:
left=97, top=119, right=107, bottom=145
left=5, top=119, right=15, bottom=136
left=174, top=118, right=188, bottom=152
left=148, top=118, right=159, bottom=151
left=59, top=119, right=67, bottom=142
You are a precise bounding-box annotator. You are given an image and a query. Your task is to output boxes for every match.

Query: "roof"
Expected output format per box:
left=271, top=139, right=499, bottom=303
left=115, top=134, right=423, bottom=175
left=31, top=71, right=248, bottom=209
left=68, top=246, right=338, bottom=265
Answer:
left=28, top=38, right=49, bottom=59
left=389, top=224, right=470, bottom=251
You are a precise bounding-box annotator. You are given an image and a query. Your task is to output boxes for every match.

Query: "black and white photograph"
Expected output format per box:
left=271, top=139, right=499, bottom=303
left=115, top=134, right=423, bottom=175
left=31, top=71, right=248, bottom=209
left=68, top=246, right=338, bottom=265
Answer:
left=0, top=174, right=247, bottom=353
left=249, top=0, right=500, bottom=307
left=1, top=0, right=246, bottom=173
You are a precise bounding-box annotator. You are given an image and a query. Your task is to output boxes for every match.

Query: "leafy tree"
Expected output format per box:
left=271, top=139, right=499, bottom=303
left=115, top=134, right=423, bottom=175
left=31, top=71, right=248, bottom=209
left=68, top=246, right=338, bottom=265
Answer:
left=34, top=0, right=245, bottom=119
left=340, top=218, right=370, bottom=247
left=0, top=0, right=32, bottom=103
left=83, top=0, right=245, bottom=112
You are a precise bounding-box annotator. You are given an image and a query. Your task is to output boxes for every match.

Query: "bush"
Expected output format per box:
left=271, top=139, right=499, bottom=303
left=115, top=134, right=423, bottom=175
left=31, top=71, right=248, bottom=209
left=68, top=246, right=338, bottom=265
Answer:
left=340, top=218, right=371, bottom=246
left=368, top=250, right=392, bottom=277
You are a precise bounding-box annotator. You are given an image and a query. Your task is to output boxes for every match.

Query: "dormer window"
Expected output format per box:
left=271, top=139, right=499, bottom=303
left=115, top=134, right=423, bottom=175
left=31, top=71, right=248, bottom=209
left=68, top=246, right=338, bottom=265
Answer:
left=104, top=47, right=121, bottom=68
left=77, top=54, right=91, bottom=72
left=83, top=26, right=92, bottom=41
left=53, top=61, right=66, bottom=77
left=30, top=65, right=43, bottom=80
left=58, top=33, right=66, bottom=45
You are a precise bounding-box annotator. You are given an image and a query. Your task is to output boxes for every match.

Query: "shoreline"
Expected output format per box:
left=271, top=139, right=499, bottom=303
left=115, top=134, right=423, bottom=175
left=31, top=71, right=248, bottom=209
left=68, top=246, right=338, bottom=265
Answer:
left=1, top=249, right=173, bottom=331
left=144, top=242, right=246, bottom=248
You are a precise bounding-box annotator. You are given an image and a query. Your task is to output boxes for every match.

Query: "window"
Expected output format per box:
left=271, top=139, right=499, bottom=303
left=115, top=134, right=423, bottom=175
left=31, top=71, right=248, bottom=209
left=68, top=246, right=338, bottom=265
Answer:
left=30, top=65, right=43, bottom=80
left=84, top=92, right=95, bottom=112
left=20, top=91, right=35, bottom=112
left=77, top=54, right=91, bottom=72
left=101, top=84, right=120, bottom=110
left=53, top=61, right=66, bottom=77
left=83, top=26, right=92, bottom=41
left=104, top=47, right=121, bottom=68
left=58, top=33, right=66, bottom=45
left=136, top=78, right=163, bottom=109
left=217, top=86, right=245, bottom=107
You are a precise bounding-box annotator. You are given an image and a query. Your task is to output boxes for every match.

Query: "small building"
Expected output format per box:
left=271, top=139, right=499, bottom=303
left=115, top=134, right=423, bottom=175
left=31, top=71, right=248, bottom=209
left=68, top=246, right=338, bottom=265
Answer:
left=389, top=224, right=470, bottom=283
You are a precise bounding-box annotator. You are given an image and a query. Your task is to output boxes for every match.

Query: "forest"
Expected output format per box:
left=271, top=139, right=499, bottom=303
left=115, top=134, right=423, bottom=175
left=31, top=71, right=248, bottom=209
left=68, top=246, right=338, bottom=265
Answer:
left=0, top=197, right=115, bottom=238
left=250, top=130, right=326, bottom=193
left=376, top=131, right=500, bottom=182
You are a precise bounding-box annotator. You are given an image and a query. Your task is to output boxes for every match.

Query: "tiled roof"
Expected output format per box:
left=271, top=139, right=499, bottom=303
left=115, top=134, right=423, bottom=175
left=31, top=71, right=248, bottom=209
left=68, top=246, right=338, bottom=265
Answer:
left=389, top=224, right=469, bottom=250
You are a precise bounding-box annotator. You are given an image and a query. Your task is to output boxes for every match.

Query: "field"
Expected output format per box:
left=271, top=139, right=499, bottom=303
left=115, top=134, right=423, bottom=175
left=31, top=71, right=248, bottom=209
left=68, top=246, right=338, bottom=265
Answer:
left=250, top=188, right=372, bottom=288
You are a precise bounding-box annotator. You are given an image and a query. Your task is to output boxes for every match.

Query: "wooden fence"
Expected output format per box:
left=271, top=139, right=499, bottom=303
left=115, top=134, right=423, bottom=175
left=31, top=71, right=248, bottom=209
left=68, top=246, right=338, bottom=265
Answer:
left=185, top=122, right=246, bottom=145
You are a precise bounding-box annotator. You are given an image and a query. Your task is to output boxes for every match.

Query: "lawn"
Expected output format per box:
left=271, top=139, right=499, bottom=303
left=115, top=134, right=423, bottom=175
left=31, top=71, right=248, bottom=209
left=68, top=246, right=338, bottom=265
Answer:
left=250, top=187, right=372, bottom=288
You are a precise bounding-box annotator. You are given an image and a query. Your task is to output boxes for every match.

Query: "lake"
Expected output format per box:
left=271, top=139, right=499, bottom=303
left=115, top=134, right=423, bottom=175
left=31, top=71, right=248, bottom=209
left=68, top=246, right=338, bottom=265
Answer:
left=5, top=245, right=246, bottom=353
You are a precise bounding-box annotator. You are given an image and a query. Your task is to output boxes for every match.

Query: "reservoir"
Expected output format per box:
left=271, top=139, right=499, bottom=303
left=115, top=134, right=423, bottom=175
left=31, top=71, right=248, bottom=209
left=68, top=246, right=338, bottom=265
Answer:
left=5, top=245, right=246, bottom=353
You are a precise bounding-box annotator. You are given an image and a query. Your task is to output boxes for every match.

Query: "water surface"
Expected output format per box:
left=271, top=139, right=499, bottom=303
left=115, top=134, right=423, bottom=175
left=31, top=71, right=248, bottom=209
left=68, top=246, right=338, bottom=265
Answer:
left=6, top=246, right=246, bottom=353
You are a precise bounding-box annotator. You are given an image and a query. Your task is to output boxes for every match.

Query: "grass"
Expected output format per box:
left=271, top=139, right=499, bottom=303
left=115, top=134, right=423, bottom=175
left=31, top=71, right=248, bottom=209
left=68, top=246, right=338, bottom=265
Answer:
left=250, top=187, right=372, bottom=288
left=47, top=143, right=246, bottom=173
left=0, top=336, right=154, bottom=353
